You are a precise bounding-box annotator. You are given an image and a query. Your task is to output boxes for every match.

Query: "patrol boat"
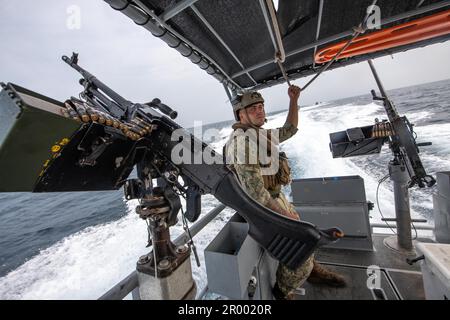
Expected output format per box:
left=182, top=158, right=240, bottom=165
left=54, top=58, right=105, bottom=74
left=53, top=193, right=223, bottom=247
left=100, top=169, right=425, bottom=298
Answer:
left=0, top=0, right=449, bottom=300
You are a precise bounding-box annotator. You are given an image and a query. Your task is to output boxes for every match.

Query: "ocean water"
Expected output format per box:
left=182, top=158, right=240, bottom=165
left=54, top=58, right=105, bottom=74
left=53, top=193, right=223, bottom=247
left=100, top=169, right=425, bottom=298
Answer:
left=0, top=79, right=449, bottom=299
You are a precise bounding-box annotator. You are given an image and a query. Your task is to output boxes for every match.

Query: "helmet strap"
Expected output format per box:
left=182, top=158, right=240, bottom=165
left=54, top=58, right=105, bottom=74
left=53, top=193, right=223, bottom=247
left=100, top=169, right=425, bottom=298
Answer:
left=244, top=108, right=258, bottom=128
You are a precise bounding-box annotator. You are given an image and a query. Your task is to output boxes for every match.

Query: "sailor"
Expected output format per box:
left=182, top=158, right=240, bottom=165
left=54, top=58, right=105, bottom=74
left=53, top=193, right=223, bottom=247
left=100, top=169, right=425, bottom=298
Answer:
left=225, top=86, right=346, bottom=300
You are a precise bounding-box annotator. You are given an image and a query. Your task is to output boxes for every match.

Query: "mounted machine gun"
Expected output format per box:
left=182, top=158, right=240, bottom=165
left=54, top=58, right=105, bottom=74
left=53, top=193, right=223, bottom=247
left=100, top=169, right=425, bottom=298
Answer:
left=0, top=53, right=342, bottom=299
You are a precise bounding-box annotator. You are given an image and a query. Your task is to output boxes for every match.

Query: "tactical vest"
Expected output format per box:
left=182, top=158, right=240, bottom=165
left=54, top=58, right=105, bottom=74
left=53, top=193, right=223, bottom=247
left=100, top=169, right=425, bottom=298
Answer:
left=228, top=122, right=292, bottom=196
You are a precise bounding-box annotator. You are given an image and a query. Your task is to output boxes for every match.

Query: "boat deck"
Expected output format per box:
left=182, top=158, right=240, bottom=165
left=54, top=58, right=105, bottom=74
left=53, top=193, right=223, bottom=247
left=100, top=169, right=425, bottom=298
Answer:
left=296, top=234, right=429, bottom=300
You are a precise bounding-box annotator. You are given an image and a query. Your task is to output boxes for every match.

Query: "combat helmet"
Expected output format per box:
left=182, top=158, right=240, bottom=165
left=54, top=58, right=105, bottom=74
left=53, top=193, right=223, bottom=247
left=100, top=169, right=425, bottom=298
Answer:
left=232, top=91, right=264, bottom=121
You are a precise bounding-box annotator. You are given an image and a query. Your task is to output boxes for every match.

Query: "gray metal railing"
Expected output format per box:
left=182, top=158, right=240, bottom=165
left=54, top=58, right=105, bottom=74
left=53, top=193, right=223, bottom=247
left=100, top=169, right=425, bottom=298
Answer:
left=371, top=222, right=434, bottom=233
left=99, top=203, right=227, bottom=300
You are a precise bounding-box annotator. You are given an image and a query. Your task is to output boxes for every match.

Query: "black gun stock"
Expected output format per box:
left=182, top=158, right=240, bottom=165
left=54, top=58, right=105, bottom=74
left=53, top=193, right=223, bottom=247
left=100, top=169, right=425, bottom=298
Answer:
left=215, top=172, right=340, bottom=268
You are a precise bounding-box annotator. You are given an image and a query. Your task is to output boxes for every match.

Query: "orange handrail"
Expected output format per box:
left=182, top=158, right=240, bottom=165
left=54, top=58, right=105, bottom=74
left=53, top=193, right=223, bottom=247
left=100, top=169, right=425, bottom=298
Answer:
left=315, top=10, right=450, bottom=64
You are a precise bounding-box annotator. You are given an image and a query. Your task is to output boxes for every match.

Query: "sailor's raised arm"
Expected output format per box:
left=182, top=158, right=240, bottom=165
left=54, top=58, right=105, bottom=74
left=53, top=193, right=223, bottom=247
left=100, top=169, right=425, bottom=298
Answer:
left=285, top=85, right=301, bottom=128
left=277, top=85, right=301, bottom=143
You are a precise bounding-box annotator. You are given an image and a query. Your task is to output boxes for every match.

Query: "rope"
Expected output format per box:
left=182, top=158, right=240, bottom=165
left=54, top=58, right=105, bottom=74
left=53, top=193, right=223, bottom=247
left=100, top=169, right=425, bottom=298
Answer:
left=300, top=29, right=363, bottom=91
left=265, top=0, right=286, bottom=62
left=265, top=0, right=291, bottom=85
left=277, top=59, right=292, bottom=86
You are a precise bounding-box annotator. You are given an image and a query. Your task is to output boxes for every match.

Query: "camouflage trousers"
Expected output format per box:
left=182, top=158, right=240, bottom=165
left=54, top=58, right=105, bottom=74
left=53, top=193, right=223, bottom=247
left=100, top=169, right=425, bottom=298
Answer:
left=274, top=193, right=314, bottom=297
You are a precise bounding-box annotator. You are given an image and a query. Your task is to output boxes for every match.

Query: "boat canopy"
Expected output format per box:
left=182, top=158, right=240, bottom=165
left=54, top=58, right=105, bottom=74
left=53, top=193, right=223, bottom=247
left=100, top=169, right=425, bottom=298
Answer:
left=105, top=0, right=450, bottom=92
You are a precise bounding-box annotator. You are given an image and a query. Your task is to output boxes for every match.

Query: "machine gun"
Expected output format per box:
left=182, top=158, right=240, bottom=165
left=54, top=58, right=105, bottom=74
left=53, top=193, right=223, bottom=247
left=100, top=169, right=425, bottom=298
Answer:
left=330, top=60, right=435, bottom=188
left=367, top=59, right=435, bottom=189
left=329, top=59, right=435, bottom=253
left=0, top=53, right=342, bottom=285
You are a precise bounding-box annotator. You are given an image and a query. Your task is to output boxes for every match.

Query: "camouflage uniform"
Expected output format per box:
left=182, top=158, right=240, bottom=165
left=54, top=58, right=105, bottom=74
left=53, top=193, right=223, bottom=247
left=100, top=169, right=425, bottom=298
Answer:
left=226, top=122, right=314, bottom=298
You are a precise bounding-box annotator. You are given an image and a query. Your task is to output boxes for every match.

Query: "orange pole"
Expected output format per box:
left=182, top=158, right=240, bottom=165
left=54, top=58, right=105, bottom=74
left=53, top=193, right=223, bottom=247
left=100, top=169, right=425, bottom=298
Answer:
left=315, top=10, right=450, bottom=63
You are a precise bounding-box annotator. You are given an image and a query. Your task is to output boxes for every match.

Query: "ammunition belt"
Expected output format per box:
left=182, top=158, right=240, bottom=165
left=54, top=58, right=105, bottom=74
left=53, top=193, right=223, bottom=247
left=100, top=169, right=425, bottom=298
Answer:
left=60, top=98, right=156, bottom=141
left=371, top=121, right=393, bottom=138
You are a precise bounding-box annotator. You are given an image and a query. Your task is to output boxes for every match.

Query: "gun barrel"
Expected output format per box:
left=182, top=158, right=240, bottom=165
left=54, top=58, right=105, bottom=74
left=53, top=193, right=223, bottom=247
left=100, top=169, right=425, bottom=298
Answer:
left=368, top=60, right=388, bottom=98
left=368, top=60, right=401, bottom=122
left=62, top=54, right=130, bottom=113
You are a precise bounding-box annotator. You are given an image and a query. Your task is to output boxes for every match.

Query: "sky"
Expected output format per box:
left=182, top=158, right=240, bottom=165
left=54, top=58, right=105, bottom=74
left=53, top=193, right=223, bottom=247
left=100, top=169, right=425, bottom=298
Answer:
left=0, top=0, right=449, bottom=127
